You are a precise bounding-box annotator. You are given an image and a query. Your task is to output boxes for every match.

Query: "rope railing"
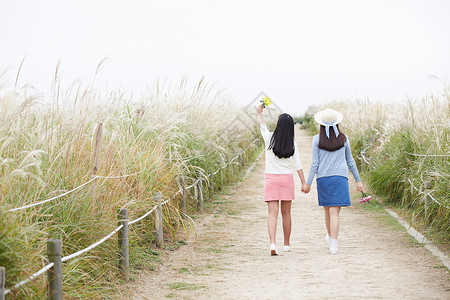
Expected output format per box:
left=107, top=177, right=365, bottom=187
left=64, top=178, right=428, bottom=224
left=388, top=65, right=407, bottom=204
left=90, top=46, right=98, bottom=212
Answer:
left=94, top=170, right=144, bottom=179
left=209, top=154, right=240, bottom=177
left=360, top=152, right=371, bottom=165
left=360, top=146, right=449, bottom=167
left=7, top=177, right=97, bottom=212
left=359, top=144, right=448, bottom=211
left=6, top=171, right=144, bottom=213
left=185, top=178, right=201, bottom=190
left=61, top=225, right=124, bottom=263
left=406, top=178, right=450, bottom=210
left=404, top=151, right=450, bottom=157
left=4, top=187, right=191, bottom=296
left=3, top=263, right=54, bottom=296
left=207, top=138, right=259, bottom=178
left=1, top=137, right=261, bottom=298
left=128, top=204, right=159, bottom=226
left=5, top=139, right=260, bottom=214
left=358, top=143, right=373, bottom=168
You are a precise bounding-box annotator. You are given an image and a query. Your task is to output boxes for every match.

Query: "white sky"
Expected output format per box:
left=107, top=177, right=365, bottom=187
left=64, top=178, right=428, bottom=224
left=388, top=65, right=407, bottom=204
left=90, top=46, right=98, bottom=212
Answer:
left=1, top=0, right=449, bottom=115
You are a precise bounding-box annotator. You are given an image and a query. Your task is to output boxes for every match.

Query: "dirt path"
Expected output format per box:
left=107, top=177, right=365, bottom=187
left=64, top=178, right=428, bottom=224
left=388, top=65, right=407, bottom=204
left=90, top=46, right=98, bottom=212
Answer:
left=124, top=128, right=449, bottom=299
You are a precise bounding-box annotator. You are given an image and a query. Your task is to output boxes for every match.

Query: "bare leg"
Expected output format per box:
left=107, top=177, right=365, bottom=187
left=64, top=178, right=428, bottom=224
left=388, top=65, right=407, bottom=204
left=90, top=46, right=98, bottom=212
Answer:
left=329, top=206, right=341, bottom=240
left=324, top=207, right=331, bottom=237
left=267, top=201, right=279, bottom=244
left=280, top=201, right=292, bottom=246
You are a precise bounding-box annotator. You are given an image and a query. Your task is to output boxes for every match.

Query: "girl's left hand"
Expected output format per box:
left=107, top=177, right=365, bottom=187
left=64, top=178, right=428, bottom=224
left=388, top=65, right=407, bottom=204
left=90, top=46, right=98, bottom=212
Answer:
left=356, top=182, right=363, bottom=192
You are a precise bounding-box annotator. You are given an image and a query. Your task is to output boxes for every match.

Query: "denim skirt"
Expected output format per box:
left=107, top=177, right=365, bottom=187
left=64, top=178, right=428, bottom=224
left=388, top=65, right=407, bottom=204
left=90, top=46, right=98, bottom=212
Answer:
left=316, top=176, right=351, bottom=207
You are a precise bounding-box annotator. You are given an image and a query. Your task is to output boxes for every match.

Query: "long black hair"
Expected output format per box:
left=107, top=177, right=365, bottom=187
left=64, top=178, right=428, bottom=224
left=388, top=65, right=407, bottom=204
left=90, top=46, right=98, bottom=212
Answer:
left=318, top=124, right=347, bottom=151
left=268, top=113, right=295, bottom=158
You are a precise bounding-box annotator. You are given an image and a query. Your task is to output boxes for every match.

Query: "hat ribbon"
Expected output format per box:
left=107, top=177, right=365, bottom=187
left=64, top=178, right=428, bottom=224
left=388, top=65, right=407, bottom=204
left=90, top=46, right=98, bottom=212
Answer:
left=322, top=118, right=339, bottom=139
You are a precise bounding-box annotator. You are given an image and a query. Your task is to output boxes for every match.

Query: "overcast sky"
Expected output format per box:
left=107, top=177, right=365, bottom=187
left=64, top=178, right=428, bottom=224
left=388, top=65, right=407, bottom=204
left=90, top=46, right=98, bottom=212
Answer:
left=1, top=0, right=449, bottom=115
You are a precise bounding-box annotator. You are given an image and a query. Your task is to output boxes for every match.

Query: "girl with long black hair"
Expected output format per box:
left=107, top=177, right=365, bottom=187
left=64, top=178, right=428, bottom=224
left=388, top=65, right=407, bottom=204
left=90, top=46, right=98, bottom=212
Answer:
left=303, top=108, right=363, bottom=254
left=256, top=105, right=306, bottom=255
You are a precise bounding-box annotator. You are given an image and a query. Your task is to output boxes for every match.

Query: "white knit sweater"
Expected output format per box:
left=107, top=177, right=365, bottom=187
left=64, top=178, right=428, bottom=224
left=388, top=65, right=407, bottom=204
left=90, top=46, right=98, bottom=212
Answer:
left=260, top=124, right=303, bottom=174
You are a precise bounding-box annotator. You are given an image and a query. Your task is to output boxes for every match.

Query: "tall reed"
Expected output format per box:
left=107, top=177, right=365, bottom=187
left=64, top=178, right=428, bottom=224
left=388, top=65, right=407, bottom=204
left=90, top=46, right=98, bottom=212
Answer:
left=303, top=90, right=449, bottom=240
left=0, top=69, right=263, bottom=298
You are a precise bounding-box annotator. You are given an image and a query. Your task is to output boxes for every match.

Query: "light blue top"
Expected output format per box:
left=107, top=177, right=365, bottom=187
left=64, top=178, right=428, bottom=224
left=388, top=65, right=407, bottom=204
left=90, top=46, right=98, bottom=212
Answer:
left=306, top=134, right=360, bottom=185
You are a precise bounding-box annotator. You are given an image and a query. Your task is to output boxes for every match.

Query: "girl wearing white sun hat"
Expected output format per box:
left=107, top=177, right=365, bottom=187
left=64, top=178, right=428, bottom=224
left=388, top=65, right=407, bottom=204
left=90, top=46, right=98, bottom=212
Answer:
left=302, top=108, right=363, bottom=255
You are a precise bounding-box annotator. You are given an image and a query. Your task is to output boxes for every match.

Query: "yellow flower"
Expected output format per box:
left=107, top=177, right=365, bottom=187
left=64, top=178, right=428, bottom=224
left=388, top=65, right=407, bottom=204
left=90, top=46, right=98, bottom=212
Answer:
left=261, top=97, right=272, bottom=108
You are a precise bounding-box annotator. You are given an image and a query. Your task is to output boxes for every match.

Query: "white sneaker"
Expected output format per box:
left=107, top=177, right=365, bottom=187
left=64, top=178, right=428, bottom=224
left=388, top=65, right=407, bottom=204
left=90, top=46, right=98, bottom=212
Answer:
left=283, top=245, right=291, bottom=252
left=326, top=234, right=331, bottom=247
left=270, top=243, right=278, bottom=256
left=329, top=245, right=338, bottom=255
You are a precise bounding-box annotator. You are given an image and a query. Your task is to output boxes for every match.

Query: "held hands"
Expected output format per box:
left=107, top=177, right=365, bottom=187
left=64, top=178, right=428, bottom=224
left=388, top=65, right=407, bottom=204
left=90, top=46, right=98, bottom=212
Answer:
left=301, top=184, right=311, bottom=194
left=356, top=181, right=363, bottom=192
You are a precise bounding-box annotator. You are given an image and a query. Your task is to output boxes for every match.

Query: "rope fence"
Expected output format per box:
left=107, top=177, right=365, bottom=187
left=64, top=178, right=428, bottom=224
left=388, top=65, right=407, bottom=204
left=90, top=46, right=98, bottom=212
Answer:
left=5, top=139, right=259, bottom=214
left=6, top=177, right=97, bottom=212
left=6, top=171, right=144, bottom=213
left=406, top=178, right=450, bottom=210
left=61, top=225, right=124, bottom=263
left=356, top=140, right=450, bottom=271
left=128, top=204, right=159, bottom=226
left=207, top=139, right=259, bottom=178
left=404, top=151, right=450, bottom=157
left=1, top=137, right=261, bottom=299
left=2, top=263, right=54, bottom=296
left=185, top=178, right=201, bottom=190
left=358, top=143, right=448, bottom=211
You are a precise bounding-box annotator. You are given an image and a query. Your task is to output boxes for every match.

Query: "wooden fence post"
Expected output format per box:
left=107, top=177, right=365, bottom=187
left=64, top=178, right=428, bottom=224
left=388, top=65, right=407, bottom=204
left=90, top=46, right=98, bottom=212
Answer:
left=92, top=122, right=103, bottom=201
left=210, top=173, right=215, bottom=200
left=230, top=162, right=233, bottom=178
left=239, top=153, right=244, bottom=167
left=181, top=175, right=186, bottom=219
left=47, top=239, right=62, bottom=300
left=219, top=169, right=223, bottom=190
left=197, top=174, right=203, bottom=212
left=153, top=192, right=163, bottom=247
left=0, top=266, right=5, bottom=300
left=118, top=208, right=129, bottom=280
left=424, top=180, right=432, bottom=220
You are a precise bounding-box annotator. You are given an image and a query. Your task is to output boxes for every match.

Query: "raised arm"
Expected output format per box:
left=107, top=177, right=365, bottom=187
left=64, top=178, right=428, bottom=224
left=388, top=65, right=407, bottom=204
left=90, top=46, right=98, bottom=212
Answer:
left=256, top=105, right=264, bottom=124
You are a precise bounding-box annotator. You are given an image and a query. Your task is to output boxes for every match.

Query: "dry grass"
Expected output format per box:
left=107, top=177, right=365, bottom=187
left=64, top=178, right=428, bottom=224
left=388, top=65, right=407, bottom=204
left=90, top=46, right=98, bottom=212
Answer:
left=0, top=66, right=265, bottom=298
left=303, top=87, right=450, bottom=241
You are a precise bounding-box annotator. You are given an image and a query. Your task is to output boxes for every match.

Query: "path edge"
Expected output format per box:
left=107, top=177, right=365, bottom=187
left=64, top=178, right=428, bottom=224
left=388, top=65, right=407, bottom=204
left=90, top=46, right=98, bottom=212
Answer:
left=384, top=208, right=450, bottom=270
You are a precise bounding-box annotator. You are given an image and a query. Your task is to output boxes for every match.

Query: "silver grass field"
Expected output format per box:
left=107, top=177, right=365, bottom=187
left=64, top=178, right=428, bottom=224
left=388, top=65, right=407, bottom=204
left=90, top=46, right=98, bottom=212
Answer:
left=303, top=88, right=449, bottom=242
left=0, top=70, right=264, bottom=299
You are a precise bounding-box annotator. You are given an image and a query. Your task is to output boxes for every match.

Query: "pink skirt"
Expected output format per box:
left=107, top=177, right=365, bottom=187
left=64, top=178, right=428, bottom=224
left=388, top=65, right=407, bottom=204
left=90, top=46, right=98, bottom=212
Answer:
left=264, top=173, right=295, bottom=202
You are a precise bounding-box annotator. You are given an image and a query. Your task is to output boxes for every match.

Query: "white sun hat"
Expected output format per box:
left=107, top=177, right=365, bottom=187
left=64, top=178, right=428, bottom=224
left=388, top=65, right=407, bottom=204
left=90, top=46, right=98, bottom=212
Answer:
left=314, top=108, right=344, bottom=139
